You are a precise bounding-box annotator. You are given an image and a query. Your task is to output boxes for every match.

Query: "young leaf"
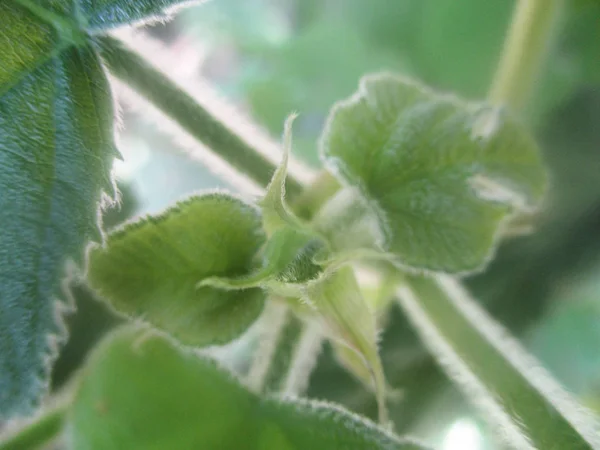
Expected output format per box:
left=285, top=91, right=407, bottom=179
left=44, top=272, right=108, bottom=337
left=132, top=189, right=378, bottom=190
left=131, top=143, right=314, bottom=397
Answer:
left=321, top=73, right=547, bottom=274
left=199, top=118, right=325, bottom=292
left=87, top=193, right=266, bottom=347
left=199, top=226, right=324, bottom=292
left=304, top=267, right=389, bottom=425
left=0, top=44, right=118, bottom=417
left=68, top=326, right=429, bottom=450
left=259, top=114, right=304, bottom=235
left=82, top=0, right=199, bottom=31
left=397, top=275, right=600, bottom=450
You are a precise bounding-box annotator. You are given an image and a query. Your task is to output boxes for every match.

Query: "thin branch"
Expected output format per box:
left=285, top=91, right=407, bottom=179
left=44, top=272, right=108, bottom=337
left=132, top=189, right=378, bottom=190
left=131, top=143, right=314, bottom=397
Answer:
left=396, top=275, right=600, bottom=450
left=281, top=320, right=323, bottom=396
left=488, top=0, right=562, bottom=110
left=245, top=302, right=291, bottom=393
left=0, top=405, right=66, bottom=450
left=96, top=35, right=312, bottom=198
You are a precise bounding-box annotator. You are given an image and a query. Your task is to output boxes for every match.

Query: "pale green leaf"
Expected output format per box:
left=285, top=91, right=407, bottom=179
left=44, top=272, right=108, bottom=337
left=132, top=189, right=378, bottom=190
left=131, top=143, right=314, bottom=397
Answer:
left=68, top=326, right=429, bottom=450
left=0, top=44, right=118, bottom=416
left=87, top=193, right=267, bottom=347
left=303, top=267, right=389, bottom=425
left=321, top=74, right=547, bottom=274
left=199, top=226, right=324, bottom=292
left=259, top=114, right=305, bottom=234
left=200, top=116, right=324, bottom=292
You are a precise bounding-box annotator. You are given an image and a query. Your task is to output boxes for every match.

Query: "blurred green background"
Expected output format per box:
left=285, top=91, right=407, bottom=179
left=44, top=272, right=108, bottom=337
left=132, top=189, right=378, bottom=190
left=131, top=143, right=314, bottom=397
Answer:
left=55, top=1, right=600, bottom=448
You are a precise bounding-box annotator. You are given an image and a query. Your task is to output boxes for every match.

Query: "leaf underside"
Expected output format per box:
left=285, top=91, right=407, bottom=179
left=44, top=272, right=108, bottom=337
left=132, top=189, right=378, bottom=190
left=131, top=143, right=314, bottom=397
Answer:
left=68, top=326, right=429, bottom=450
left=0, top=42, right=117, bottom=416
left=0, top=0, right=195, bottom=417
left=87, top=193, right=267, bottom=347
left=321, top=73, right=547, bottom=274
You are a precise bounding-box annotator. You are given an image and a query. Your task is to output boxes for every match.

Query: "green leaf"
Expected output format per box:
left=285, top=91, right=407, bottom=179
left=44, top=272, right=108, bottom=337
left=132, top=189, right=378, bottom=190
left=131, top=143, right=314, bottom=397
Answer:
left=397, top=275, right=600, bottom=450
left=199, top=118, right=325, bottom=292
left=199, top=226, right=324, bottom=291
left=82, top=0, right=198, bottom=31
left=302, top=267, right=389, bottom=425
left=259, top=114, right=305, bottom=235
left=321, top=74, right=547, bottom=274
left=68, top=326, right=428, bottom=450
left=0, top=43, right=118, bottom=417
left=87, top=193, right=267, bottom=347
left=0, top=2, right=59, bottom=95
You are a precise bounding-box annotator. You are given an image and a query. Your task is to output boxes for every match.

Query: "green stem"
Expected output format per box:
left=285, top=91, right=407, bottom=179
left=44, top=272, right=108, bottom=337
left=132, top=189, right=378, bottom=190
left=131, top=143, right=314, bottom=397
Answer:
left=95, top=36, right=304, bottom=198
left=0, top=406, right=66, bottom=450
left=293, top=171, right=341, bottom=220
left=488, top=0, right=562, bottom=110
left=397, top=275, right=599, bottom=450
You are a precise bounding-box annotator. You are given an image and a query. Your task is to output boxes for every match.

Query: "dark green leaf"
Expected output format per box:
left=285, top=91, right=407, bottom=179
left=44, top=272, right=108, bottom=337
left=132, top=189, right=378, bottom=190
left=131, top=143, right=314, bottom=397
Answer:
left=0, top=43, right=118, bottom=417
left=35, top=0, right=76, bottom=17
left=68, top=326, right=429, bottom=450
left=0, top=2, right=59, bottom=95
left=82, top=0, right=197, bottom=31
left=87, top=193, right=267, bottom=347
left=321, top=74, right=547, bottom=274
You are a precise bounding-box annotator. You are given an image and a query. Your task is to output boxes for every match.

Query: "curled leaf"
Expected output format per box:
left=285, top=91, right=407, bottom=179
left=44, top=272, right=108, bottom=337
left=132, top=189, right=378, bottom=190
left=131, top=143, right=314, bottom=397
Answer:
left=320, top=73, right=547, bottom=274
left=303, top=267, right=389, bottom=425
left=87, top=193, right=266, bottom=347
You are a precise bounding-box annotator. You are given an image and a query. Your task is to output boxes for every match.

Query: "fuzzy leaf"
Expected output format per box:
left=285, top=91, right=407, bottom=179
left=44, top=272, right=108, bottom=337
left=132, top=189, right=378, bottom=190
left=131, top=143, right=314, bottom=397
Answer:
left=35, top=0, right=77, bottom=16
left=321, top=74, right=547, bottom=274
left=87, top=193, right=267, bottom=347
left=82, top=0, right=199, bottom=31
left=259, top=114, right=304, bottom=234
left=199, top=226, right=324, bottom=293
left=0, top=44, right=118, bottom=417
left=0, top=2, right=60, bottom=95
left=303, top=267, right=389, bottom=425
left=68, top=326, right=428, bottom=450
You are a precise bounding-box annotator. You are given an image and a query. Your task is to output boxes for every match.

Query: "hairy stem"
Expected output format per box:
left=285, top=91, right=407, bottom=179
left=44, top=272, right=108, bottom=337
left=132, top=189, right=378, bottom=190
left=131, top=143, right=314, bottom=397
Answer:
left=246, top=302, right=291, bottom=393
left=246, top=301, right=323, bottom=396
left=396, top=275, right=600, bottom=450
left=488, top=0, right=562, bottom=110
left=0, top=406, right=66, bottom=450
left=280, top=320, right=323, bottom=396
left=95, top=36, right=304, bottom=198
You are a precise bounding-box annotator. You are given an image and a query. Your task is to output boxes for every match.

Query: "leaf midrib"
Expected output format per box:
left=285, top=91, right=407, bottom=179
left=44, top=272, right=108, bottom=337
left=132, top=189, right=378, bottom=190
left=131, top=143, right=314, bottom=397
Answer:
left=10, top=0, right=84, bottom=42
left=0, top=0, right=89, bottom=98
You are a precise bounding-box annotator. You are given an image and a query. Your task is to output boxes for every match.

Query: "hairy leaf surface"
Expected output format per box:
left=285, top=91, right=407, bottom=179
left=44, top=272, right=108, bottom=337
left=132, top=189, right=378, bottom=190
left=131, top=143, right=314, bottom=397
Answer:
left=0, top=2, right=59, bottom=95
left=68, top=327, right=428, bottom=450
left=321, top=74, right=547, bottom=274
left=87, top=193, right=266, bottom=347
left=82, top=0, right=199, bottom=30
left=0, top=44, right=118, bottom=416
